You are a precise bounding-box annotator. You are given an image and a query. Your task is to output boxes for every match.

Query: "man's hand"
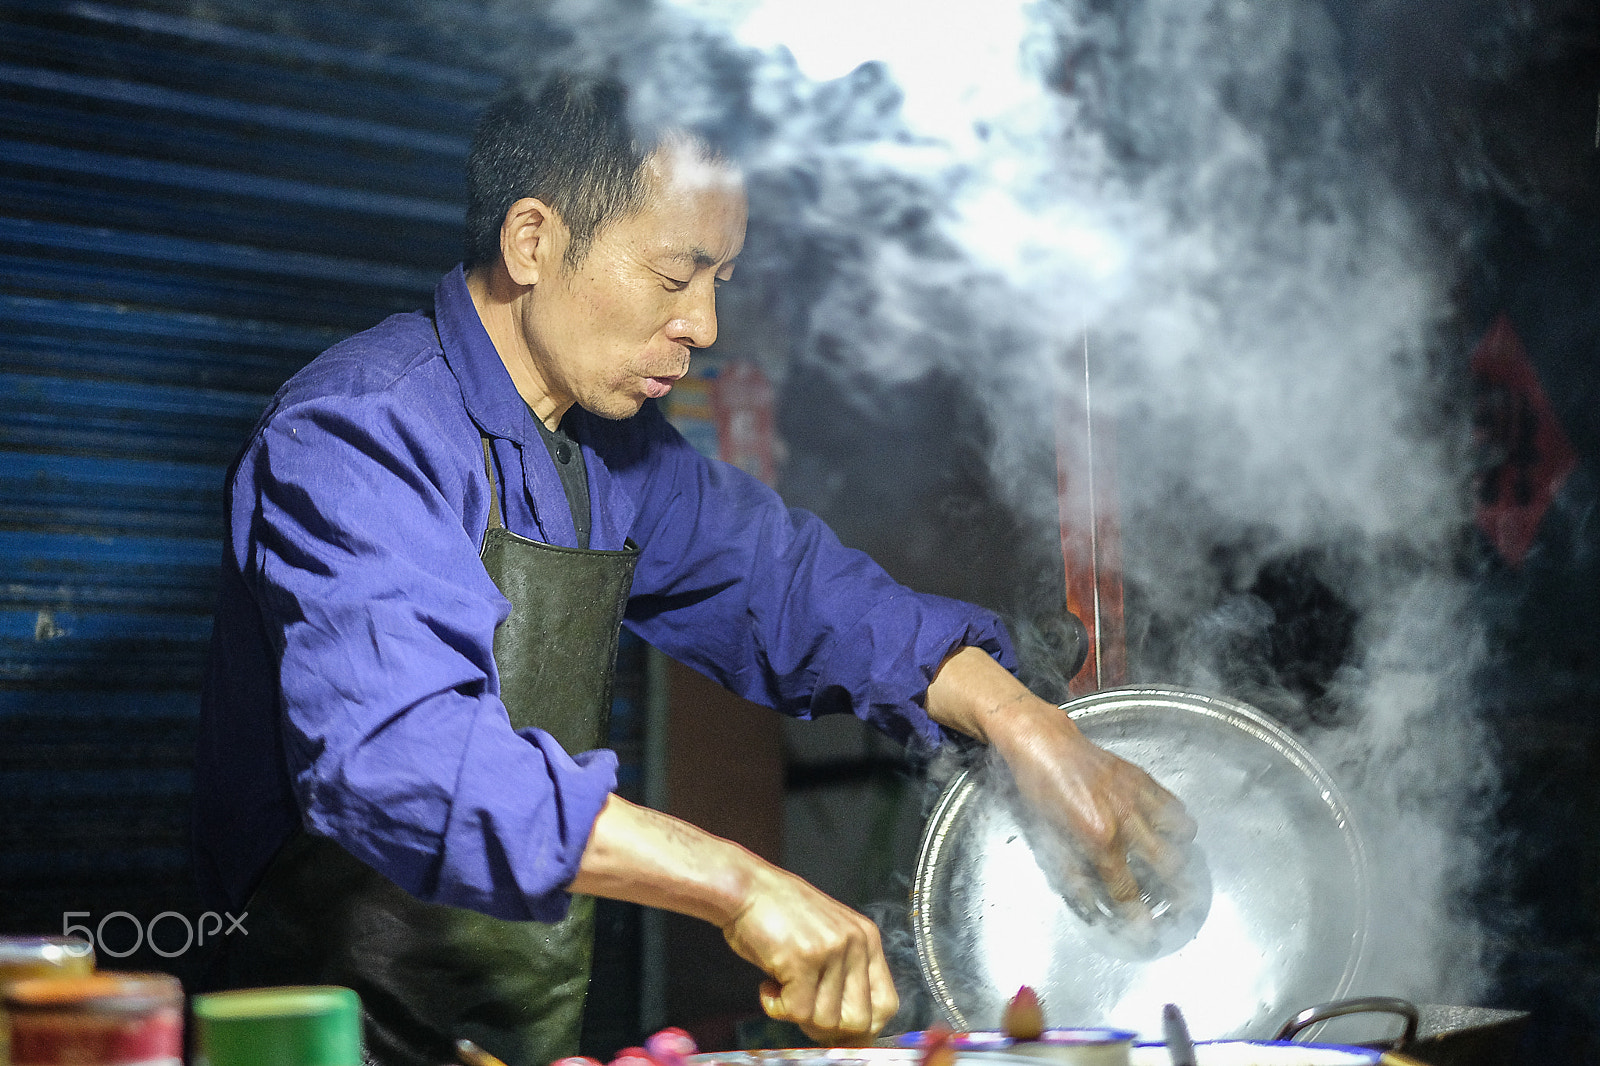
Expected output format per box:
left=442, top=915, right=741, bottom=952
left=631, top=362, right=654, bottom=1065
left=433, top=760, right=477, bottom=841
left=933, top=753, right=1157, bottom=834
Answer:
left=924, top=647, right=1196, bottom=916
left=723, top=864, right=898, bottom=1043
left=570, top=795, right=897, bottom=1043
left=989, top=695, right=1197, bottom=940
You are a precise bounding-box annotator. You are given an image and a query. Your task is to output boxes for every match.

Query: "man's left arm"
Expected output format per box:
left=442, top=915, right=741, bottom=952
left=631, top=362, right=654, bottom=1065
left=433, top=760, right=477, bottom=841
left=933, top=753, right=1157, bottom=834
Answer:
left=614, top=407, right=1012, bottom=748
left=613, top=408, right=1194, bottom=906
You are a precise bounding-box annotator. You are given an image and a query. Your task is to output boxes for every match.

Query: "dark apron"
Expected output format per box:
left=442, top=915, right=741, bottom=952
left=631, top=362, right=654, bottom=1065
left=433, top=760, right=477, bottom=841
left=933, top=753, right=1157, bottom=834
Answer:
left=216, top=439, right=639, bottom=1066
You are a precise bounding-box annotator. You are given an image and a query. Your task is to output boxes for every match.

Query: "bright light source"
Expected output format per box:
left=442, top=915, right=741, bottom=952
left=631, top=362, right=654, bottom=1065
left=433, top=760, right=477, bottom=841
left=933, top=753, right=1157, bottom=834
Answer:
left=669, top=0, right=1036, bottom=138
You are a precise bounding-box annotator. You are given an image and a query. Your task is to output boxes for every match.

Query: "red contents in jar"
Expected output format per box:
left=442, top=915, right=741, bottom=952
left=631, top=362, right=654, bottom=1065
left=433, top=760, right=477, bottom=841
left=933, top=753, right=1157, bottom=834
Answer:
left=5, top=973, right=183, bottom=1066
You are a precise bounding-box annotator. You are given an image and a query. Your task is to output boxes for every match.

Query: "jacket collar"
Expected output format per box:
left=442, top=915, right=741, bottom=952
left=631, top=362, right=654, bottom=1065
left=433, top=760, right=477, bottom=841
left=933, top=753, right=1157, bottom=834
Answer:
left=433, top=263, right=542, bottom=445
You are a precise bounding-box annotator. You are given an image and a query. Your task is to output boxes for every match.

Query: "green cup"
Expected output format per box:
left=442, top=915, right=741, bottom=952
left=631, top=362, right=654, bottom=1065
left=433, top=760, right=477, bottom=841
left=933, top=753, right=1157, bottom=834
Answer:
left=192, top=986, right=362, bottom=1066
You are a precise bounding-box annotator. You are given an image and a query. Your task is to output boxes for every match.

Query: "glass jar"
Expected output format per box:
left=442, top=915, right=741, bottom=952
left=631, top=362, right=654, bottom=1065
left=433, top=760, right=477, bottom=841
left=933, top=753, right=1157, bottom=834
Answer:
left=4, top=973, right=182, bottom=1066
left=0, top=939, right=94, bottom=986
left=0, top=937, right=96, bottom=1066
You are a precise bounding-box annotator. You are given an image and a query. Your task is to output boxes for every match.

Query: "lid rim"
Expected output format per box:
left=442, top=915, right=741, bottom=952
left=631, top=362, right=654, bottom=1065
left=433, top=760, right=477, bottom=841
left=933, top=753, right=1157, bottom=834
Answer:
left=909, top=684, right=1372, bottom=1040
left=3, top=973, right=182, bottom=1014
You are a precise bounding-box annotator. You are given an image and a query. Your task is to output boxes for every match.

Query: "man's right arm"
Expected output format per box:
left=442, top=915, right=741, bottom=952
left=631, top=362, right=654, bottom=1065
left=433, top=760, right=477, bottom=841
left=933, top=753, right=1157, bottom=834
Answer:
left=240, top=390, right=616, bottom=921
left=570, top=794, right=899, bottom=1043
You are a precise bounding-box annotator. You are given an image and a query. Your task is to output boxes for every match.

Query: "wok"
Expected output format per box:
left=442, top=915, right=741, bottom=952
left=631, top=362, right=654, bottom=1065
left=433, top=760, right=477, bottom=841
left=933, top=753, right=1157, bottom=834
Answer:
left=1275, top=997, right=1529, bottom=1066
left=908, top=687, right=1527, bottom=1066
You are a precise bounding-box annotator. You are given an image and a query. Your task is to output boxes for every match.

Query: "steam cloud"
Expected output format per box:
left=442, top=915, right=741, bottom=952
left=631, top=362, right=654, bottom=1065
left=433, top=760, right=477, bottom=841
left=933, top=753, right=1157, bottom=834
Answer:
left=405, top=0, right=1520, bottom=1031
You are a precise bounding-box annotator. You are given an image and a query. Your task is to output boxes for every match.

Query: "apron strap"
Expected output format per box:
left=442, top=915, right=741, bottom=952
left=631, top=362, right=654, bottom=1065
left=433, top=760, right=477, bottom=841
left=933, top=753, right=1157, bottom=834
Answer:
left=481, top=437, right=505, bottom=533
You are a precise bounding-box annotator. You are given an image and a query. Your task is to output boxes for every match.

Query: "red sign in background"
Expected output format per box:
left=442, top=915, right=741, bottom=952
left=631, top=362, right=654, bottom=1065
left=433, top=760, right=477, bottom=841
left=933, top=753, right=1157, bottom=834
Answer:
left=1472, top=314, right=1579, bottom=567
left=710, top=361, right=778, bottom=487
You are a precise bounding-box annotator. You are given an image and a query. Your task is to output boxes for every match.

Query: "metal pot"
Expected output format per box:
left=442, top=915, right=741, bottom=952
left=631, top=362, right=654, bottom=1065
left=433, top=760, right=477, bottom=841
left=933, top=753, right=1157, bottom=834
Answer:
left=687, top=1051, right=1074, bottom=1066
left=886, top=1028, right=1138, bottom=1066
left=911, top=687, right=1370, bottom=1042
left=885, top=1033, right=1393, bottom=1066
left=1274, top=998, right=1529, bottom=1066
left=1128, top=1044, right=1384, bottom=1065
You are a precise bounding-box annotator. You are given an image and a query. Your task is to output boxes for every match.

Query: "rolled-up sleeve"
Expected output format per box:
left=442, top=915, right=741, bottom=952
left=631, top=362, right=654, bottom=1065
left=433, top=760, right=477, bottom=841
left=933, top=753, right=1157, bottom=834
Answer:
left=613, top=406, right=1015, bottom=751
left=242, top=391, right=615, bottom=922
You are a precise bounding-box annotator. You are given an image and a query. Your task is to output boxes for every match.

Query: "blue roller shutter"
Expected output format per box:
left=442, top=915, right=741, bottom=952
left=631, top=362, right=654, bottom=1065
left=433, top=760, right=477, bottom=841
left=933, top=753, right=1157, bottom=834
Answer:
left=0, top=0, right=493, bottom=959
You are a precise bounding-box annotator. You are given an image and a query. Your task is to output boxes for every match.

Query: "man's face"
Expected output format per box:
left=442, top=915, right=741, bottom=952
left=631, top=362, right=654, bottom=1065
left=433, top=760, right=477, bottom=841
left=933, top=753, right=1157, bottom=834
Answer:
left=519, top=143, right=747, bottom=421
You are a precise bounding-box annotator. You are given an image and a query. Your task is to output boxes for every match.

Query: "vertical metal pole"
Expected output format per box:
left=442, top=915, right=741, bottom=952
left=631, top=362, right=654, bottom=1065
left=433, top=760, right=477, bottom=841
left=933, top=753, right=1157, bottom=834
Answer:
left=1081, top=331, right=1104, bottom=689
left=1058, top=329, right=1127, bottom=695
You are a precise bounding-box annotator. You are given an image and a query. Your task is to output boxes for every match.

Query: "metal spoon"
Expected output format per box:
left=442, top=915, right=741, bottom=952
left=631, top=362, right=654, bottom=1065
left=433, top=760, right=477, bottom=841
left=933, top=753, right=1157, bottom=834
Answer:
left=457, top=1039, right=512, bottom=1066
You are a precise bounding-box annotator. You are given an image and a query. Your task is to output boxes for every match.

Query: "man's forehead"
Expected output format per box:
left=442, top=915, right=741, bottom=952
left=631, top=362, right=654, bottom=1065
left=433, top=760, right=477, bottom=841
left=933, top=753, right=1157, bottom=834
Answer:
left=632, top=143, right=747, bottom=264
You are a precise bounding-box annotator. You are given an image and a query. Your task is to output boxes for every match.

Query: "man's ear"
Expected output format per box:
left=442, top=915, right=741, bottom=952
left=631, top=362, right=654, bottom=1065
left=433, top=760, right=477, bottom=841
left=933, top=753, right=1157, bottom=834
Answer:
left=500, top=197, right=564, bottom=287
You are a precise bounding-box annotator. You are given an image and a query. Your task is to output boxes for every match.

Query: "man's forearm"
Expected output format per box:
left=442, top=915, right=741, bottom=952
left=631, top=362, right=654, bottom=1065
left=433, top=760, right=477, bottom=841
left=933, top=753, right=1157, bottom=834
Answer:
left=569, top=792, right=901, bottom=1039
left=568, top=793, right=754, bottom=925
left=923, top=644, right=1070, bottom=751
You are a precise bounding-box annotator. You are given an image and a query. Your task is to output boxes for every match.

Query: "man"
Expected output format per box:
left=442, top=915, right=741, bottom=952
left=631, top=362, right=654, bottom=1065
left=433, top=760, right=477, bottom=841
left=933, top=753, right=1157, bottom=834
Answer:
left=194, top=76, right=1192, bottom=1066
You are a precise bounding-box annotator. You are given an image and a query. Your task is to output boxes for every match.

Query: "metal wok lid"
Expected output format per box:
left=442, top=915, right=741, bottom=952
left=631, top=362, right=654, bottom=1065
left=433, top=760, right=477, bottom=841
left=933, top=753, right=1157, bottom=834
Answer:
left=911, top=686, right=1369, bottom=1042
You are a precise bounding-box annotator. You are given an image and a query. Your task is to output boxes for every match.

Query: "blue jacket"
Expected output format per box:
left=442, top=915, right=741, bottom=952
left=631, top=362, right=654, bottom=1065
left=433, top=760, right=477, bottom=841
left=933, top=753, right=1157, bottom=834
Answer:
left=194, top=264, right=1014, bottom=923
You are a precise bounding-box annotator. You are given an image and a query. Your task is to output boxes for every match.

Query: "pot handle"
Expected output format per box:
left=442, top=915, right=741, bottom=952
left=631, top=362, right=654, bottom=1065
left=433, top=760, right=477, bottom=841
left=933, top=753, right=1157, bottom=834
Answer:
left=1275, top=997, right=1421, bottom=1048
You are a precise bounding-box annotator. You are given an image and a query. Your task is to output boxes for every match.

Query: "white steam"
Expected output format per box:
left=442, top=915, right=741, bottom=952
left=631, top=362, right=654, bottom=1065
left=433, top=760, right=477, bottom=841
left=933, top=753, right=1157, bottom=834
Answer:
left=477, top=0, right=1501, bottom=1024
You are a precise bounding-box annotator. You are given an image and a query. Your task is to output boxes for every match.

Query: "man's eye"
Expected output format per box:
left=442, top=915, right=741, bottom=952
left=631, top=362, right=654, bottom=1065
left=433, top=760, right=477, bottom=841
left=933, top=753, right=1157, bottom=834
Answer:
left=661, top=275, right=691, bottom=290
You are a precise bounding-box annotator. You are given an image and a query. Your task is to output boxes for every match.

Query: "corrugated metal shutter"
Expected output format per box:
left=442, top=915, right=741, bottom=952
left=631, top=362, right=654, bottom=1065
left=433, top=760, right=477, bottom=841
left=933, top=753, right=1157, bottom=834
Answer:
left=0, top=0, right=493, bottom=961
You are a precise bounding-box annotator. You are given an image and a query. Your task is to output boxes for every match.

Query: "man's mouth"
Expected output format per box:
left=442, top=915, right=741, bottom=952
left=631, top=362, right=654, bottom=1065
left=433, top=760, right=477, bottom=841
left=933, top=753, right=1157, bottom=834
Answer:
left=644, top=375, right=681, bottom=399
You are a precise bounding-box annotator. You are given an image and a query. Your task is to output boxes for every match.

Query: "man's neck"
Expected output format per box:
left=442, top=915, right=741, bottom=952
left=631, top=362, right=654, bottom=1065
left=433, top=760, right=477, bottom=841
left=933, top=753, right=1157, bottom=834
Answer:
left=464, top=264, right=570, bottom=430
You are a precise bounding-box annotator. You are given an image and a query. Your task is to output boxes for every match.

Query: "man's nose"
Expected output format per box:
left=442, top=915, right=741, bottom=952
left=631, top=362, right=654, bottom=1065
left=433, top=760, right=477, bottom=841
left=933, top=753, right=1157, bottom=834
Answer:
left=668, top=285, right=718, bottom=349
